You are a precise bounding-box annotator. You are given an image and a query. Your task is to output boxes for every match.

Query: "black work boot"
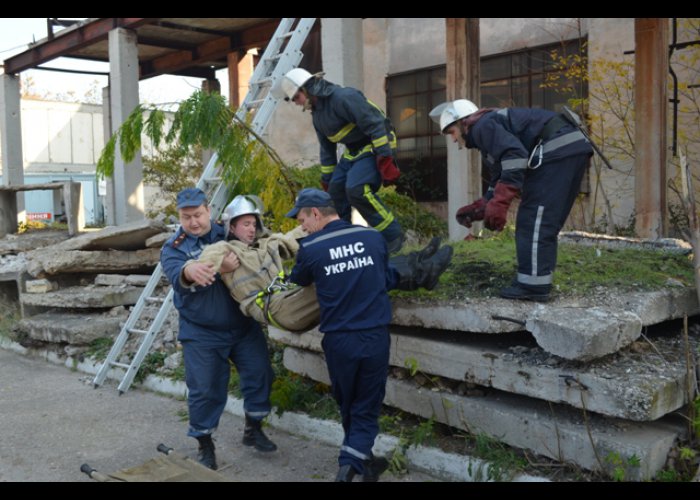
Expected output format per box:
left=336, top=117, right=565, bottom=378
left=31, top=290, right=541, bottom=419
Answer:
left=196, top=435, right=217, bottom=470
left=335, top=464, right=357, bottom=482
left=362, top=455, right=389, bottom=482
left=499, top=282, right=551, bottom=302
left=392, top=245, right=453, bottom=291
left=415, top=237, right=441, bottom=262
left=417, top=245, right=454, bottom=290
left=242, top=415, right=277, bottom=452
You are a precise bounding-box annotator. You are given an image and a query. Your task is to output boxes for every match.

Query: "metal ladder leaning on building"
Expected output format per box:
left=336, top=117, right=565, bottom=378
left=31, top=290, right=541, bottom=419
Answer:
left=92, top=18, right=316, bottom=394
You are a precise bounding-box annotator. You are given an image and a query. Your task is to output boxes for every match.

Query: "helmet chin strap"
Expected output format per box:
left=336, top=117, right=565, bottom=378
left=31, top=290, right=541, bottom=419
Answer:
left=301, top=89, right=313, bottom=112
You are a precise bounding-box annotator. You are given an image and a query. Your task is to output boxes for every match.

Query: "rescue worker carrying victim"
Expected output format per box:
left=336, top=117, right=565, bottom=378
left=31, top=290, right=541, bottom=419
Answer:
left=432, top=100, right=593, bottom=302
left=160, top=188, right=277, bottom=472
left=271, top=68, right=405, bottom=254
left=192, top=193, right=452, bottom=333
left=285, top=188, right=453, bottom=482
left=187, top=194, right=320, bottom=333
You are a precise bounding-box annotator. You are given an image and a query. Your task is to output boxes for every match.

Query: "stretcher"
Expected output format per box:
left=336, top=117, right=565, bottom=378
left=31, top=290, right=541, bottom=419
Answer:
left=80, top=444, right=226, bottom=482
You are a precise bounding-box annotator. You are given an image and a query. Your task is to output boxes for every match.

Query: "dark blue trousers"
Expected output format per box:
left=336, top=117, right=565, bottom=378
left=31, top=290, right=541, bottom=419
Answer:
left=182, top=322, right=273, bottom=438
left=515, top=153, right=590, bottom=286
left=322, top=327, right=390, bottom=474
left=328, top=154, right=402, bottom=245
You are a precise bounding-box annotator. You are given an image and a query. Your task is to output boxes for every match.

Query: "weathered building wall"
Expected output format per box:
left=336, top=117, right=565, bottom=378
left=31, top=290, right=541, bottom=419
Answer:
left=263, top=18, right=690, bottom=236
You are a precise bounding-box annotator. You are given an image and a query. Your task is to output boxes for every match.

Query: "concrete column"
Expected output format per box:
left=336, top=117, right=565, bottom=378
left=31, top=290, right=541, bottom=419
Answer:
left=228, top=50, right=254, bottom=110
left=102, top=86, right=115, bottom=226
left=446, top=18, right=480, bottom=241
left=0, top=73, right=25, bottom=216
left=108, top=27, right=144, bottom=224
left=321, top=18, right=364, bottom=88
left=634, top=18, right=668, bottom=239
left=200, top=78, right=220, bottom=169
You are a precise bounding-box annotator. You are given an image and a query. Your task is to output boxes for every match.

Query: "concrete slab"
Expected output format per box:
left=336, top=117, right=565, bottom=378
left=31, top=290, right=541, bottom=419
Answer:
left=145, top=232, right=172, bottom=248
left=124, top=274, right=152, bottom=286
left=94, top=274, right=127, bottom=286
left=559, top=231, right=692, bottom=254
left=391, top=288, right=699, bottom=360
left=52, top=218, right=167, bottom=251
left=0, top=230, right=70, bottom=255
left=270, top=327, right=694, bottom=421
left=20, top=285, right=143, bottom=309
left=25, top=279, right=57, bottom=293
left=526, top=306, right=643, bottom=361
left=15, top=311, right=126, bottom=344
left=26, top=248, right=160, bottom=277
left=392, top=287, right=699, bottom=332
left=0, top=253, right=27, bottom=282
left=284, top=347, right=685, bottom=480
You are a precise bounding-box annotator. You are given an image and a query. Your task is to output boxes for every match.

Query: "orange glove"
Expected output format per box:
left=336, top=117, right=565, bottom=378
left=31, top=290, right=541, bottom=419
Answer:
left=484, top=183, right=520, bottom=231
left=376, top=156, right=400, bottom=183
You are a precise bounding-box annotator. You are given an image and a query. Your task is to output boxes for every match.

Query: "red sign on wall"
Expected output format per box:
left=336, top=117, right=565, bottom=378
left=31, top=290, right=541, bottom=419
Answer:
left=27, top=212, right=52, bottom=221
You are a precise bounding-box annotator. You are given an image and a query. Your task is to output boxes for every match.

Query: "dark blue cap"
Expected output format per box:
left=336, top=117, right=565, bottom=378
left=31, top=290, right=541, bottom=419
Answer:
left=285, top=188, right=333, bottom=218
left=176, top=188, right=207, bottom=209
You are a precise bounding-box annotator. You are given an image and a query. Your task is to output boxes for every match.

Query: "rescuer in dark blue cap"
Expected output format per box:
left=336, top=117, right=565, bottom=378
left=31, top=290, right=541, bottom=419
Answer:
left=160, top=187, right=277, bottom=470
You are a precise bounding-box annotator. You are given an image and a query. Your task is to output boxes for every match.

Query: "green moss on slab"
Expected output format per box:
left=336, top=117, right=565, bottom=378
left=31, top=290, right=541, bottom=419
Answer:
left=391, top=229, right=695, bottom=301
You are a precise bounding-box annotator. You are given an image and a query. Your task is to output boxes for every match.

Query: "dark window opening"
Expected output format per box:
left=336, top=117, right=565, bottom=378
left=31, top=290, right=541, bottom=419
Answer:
left=386, top=38, right=587, bottom=202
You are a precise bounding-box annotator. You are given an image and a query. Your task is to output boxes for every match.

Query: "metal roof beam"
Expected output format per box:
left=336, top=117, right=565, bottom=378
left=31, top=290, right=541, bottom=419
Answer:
left=3, top=18, right=157, bottom=75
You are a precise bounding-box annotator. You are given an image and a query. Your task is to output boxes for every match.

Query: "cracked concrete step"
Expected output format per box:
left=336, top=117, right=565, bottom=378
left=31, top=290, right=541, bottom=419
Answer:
left=391, top=288, right=699, bottom=361
left=269, top=327, right=694, bottom=421
left=51, top=218, right=168, bottom=252
left=283, top=346, right=685, bottom=480
left=25, top=248, right=160, bottom=277
left=15, top=311, right=128, bottom=344
left=20, top=285, right=144, bottom=309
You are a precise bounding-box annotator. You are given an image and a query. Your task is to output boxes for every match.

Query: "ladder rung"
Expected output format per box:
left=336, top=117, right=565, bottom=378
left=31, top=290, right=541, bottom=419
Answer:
left=252, top=77, right=272, bottom=86
left=203, top=177, right=221, bottom=184
left=128, top=328, right=148, bottom=335
left=277, top=30, right=294, bottom=40
left=245, top=99, right=265, bottom=109
left=145, top=297, right=165, bottom=304
left=110, top=361, right=131, bottom=369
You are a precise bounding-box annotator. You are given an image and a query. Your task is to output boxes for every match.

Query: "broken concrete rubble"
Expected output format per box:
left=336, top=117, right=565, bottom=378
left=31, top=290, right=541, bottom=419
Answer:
left=14, top=311, right=127, bottom=344
left=20, top=285, right=144, bottom=309
left=51, top=218, right=167, bottom=252
left=526, top=306, right=643, bottom=361
left=559, top=230, right=692, bottom=254
left=0, top=230, right=70, bottom=256
left=94, top=274, right=153, bottom=287
left=25, top=279, right=58, bottom=294
left=145, top=232, right=172, bottom=248
left=25, top=248, right=161, bottom=277
left=392, top=287, right=699, bottom=361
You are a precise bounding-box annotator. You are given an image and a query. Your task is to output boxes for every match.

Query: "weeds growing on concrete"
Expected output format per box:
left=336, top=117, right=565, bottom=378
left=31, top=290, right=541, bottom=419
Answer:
left=392, top=229, right=694, bottom=302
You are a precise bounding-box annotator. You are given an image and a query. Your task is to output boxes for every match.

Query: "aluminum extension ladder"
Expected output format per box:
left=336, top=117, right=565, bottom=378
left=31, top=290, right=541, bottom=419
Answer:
left=92, top=18, right=316, bottom=394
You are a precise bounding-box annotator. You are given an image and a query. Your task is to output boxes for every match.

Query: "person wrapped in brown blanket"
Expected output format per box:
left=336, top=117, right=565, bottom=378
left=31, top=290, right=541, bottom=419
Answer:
left=183, top=195, right=318, bottom=332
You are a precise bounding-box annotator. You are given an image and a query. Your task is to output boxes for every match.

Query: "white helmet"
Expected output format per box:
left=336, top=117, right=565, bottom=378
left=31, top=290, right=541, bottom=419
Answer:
left=222, top=195, right=265, bottom=239
left=429, top=99, right=479, bottom=133
left=270, top=67, right=313, bottom=101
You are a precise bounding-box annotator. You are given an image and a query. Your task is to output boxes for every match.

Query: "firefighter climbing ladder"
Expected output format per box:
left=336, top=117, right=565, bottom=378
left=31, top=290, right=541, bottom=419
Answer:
left=92, top=18, right=316, bottom=394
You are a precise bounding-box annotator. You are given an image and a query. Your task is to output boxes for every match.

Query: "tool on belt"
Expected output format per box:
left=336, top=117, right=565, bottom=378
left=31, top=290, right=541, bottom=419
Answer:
left=528, top=106, right=614, bottom=170
left=561, top=106, right=613, bottom=170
